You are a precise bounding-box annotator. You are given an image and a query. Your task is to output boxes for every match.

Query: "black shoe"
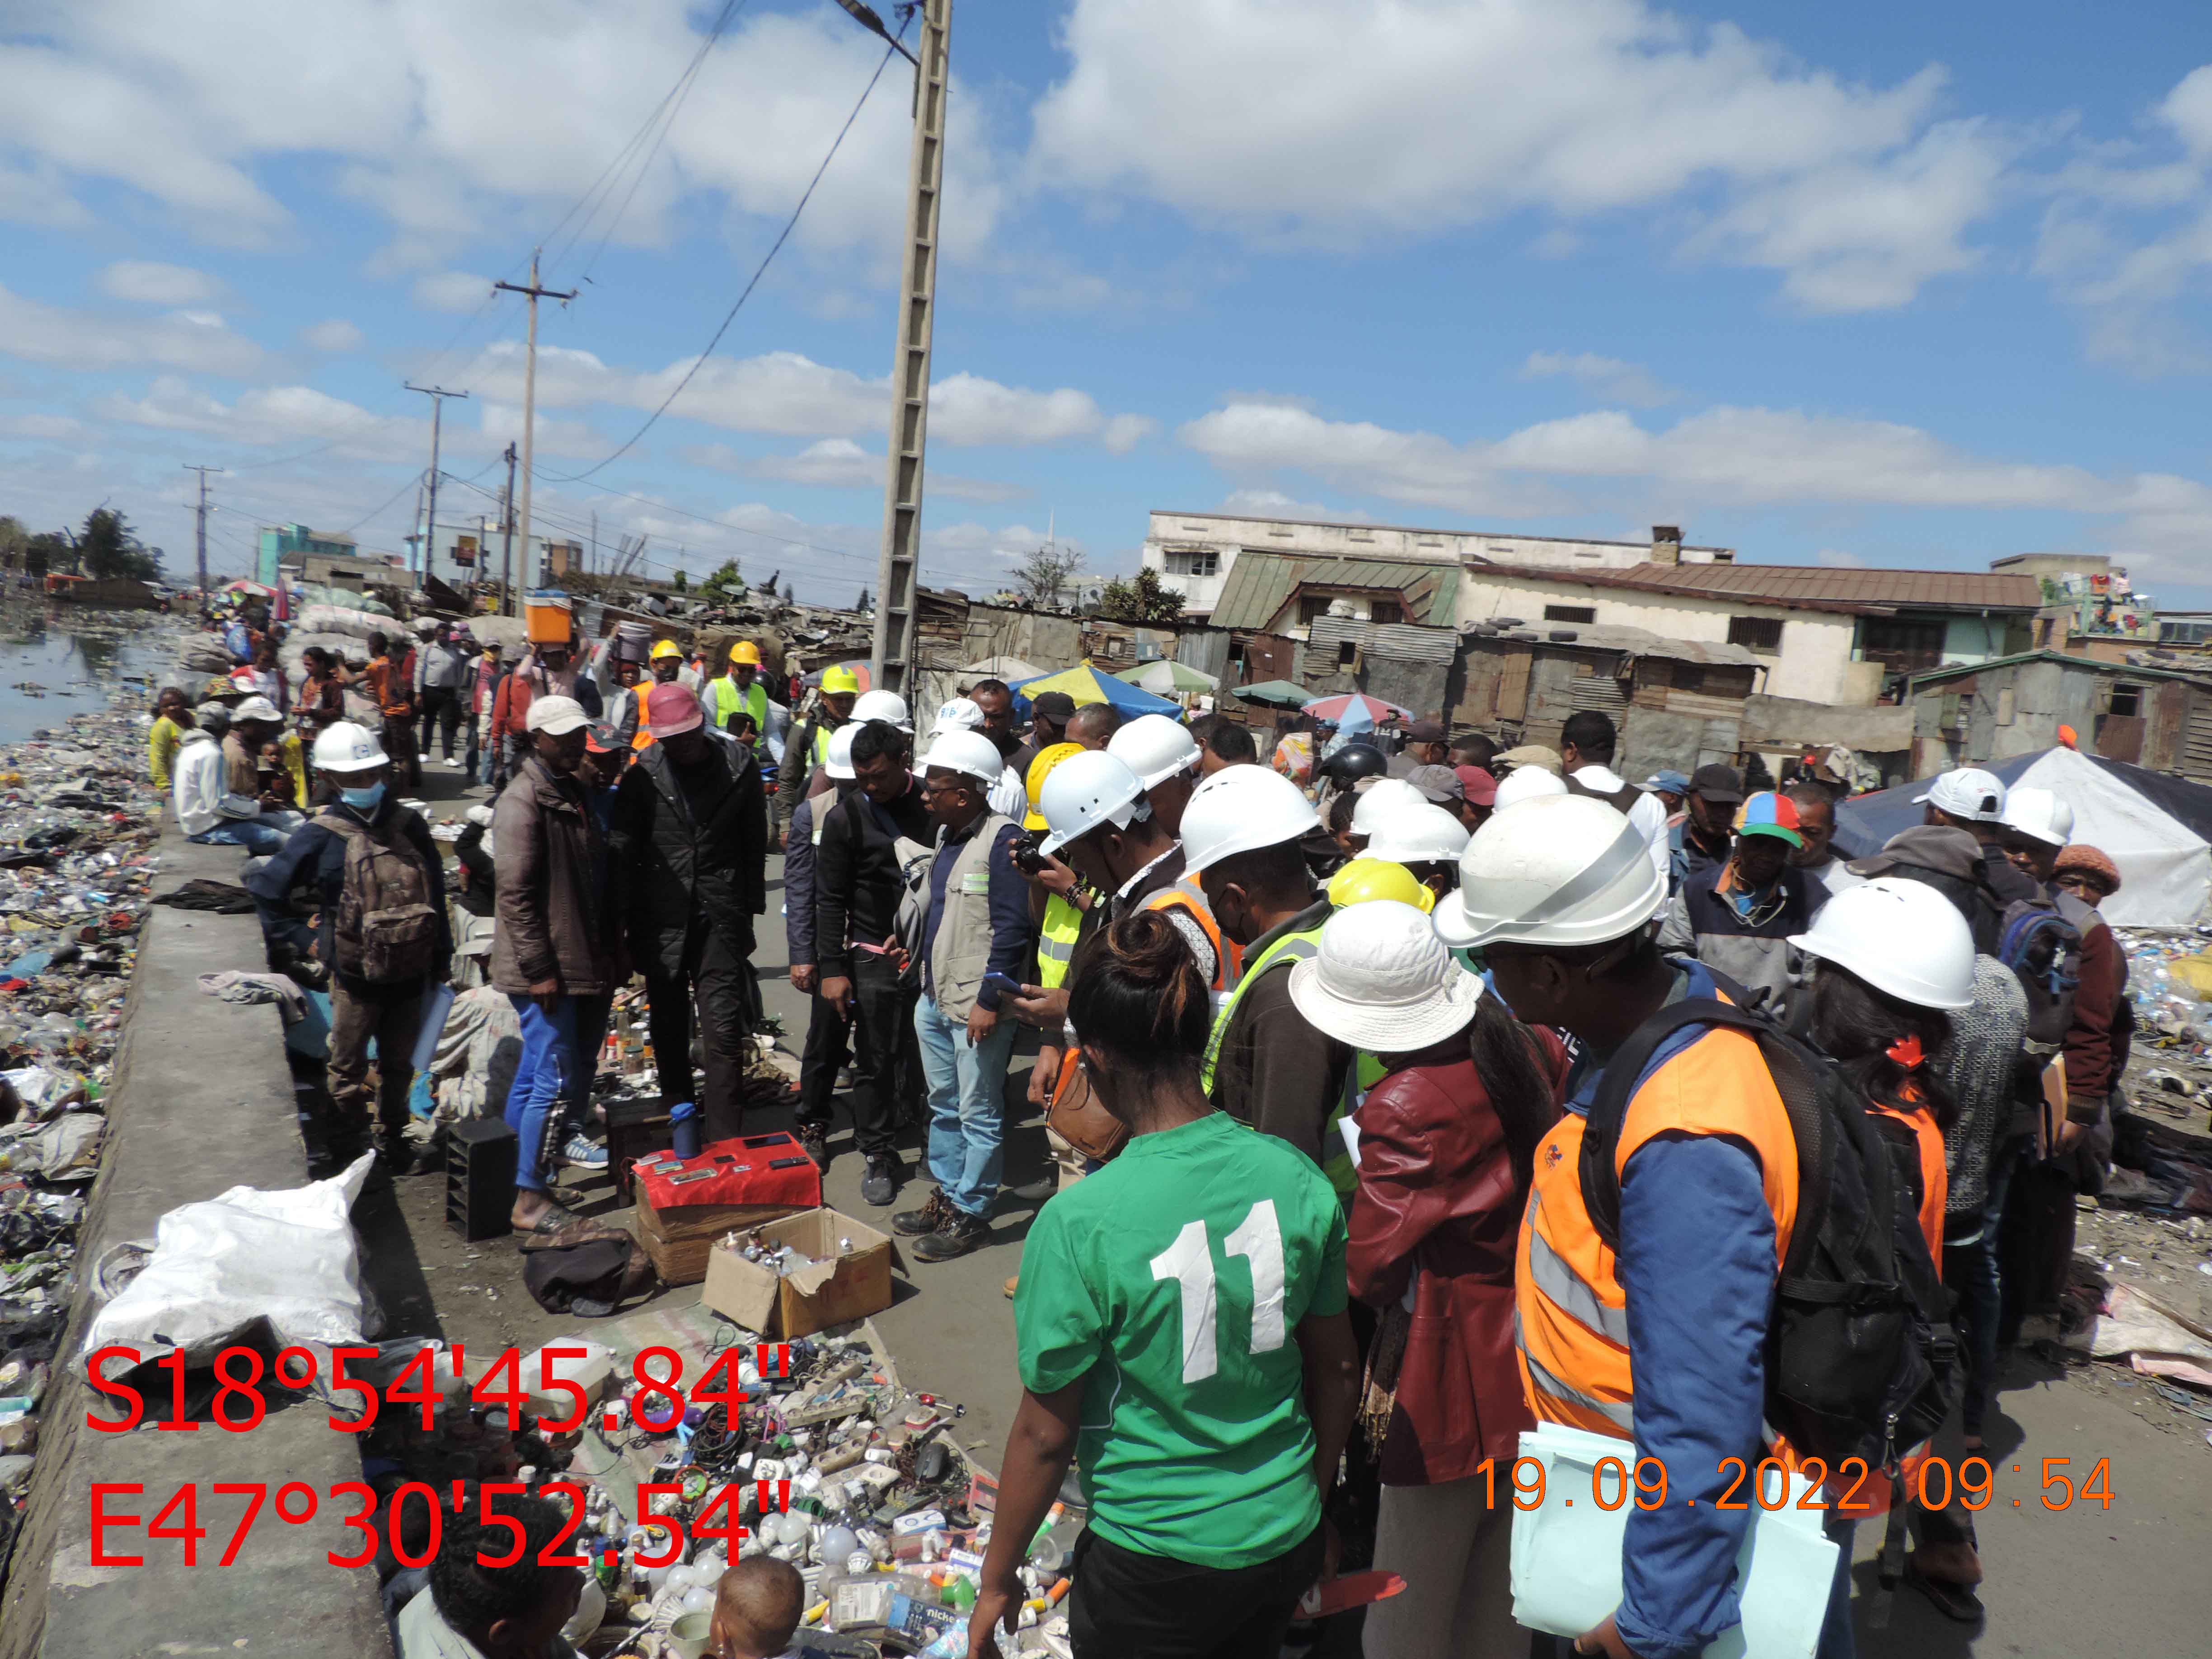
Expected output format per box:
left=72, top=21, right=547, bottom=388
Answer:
left=892, top=1190, right=951, bottom=1237
left=1007, top=1176, right=1056, bottom=1204
left=798, top=1123, right=830, bottom=1171
left=860, top=1153, right=898, bottom=1208
left=912, top=1209, right=989, bottom=1263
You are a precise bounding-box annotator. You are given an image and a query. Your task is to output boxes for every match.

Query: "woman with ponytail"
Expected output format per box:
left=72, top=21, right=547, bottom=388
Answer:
left=968, top=910, right=1360, bottom=1659
left=1284, top=899, right=1567, bottom=1659
left=1790, top=876, right=1985, bottom=1619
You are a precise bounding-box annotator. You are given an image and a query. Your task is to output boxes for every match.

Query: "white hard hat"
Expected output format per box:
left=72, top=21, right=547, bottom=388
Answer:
left=852, top=689, right=913, bottom=732
left=1913, top=767, right=2006, bottom=822
left=933, top=697, right=984, bottom=734
left=1180, top=764, right=1321, bottom=874
left=311, top=721, right=388, bottom=774
left=1107, top=714, right=1201, bottom=791
left=917, top=727, right=1003, bottom=787
left=1364, top=802, right=1472, bottom=867
left=1492, top=766, right=1570, bottom=811
left=1999, top=785, right=2073, bottom=848
left=230, top=695, right=282, bottom=724
left=1790, top=876, right=1976, bottom=1010
left=1435, top=795, right=1666, bottom=951
left=1350, top=777, right=1425, bottom=837
left=1289, top=900, right=1483, bottom=1052
left=1037, top=749, right=1149, bottom=856
left=825, top=723, right=858, bottom=782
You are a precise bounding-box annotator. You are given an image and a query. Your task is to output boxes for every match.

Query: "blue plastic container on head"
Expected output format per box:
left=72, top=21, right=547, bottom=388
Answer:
left=670, top=1101, right=700, bottom=1160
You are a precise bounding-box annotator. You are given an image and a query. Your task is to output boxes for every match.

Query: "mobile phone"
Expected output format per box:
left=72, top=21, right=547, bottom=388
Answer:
left=982, top=971, right=1024, bottom=996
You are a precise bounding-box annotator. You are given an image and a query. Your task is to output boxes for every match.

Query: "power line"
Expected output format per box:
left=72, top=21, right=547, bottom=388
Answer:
left=540, top=25, right=908, bottom=485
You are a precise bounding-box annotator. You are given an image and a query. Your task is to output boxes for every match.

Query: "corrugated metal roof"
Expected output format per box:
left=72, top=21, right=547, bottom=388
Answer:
left=1307, top=614, right=1459, bottom=664
left=1907, top=649, right=2212, bottom=690
left=1209, top=551, right=1459, bottom=630
left=1471, top=561, right=2042, bottom=615
left=1460, top=621, right=1764, bottom=667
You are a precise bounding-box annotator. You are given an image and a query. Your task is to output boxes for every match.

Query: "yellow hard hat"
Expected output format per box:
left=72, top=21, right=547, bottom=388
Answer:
left=728, top=639, right=762, bottom=666
left=821, top=665, right=862, bottom=696
left=1023, top=741, right=1086, bottom=832
left=1326, top=857, right=1435, bottom=914
left=650, top=638, right=682, bottom=661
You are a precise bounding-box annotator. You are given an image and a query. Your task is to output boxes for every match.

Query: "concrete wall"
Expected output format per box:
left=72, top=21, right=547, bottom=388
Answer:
left=1303, top=652, right=1454, bottom=724
left=0, top=834, right=390, bottom=1659
left=1456, top=573, right=1856, bottom=703
left=1141, top=511, right=1724, bottom=613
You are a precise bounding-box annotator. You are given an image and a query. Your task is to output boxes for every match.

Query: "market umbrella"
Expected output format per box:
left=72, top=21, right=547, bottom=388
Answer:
left=1230, top=679, right=1311, bottom=709
left=222, top=579, right=274, bottom=597
left=1116, top=659, right=1218, bottom=696
left=962, top=655, right=1045, bottom=683
left=1303, top=691, right=1411, bottom=725
left=1010, top=661, right=1181, bottom=718
left=800, top=659, right=871, bottom=691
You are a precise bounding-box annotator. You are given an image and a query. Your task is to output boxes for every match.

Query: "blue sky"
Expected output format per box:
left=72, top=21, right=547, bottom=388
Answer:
left=6, top=0, right=2212, bottom=609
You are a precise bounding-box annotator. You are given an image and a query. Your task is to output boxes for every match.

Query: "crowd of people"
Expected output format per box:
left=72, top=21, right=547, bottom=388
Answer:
left=155, top=608, right=2134, bottom=1659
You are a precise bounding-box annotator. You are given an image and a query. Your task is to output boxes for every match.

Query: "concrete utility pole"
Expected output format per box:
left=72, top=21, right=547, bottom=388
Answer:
left=181, top=464, right=221, bottom=595
left=406, top=383, right=469, bottom=585
left=499, top=443, right=519, bottom=615
left=494, top=253, right=576, bottom=604
left=859, top=0, right=948, bottom=697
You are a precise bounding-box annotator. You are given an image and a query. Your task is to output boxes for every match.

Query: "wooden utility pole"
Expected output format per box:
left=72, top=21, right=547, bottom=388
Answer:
left=493, top=252, right=576, bottom=603
left=405, top=383, right=469, bottom=586
left=498, top=443, right=518, bottom=615
left=868, top=0, right=950, bottom=697
left=181, top=464, right=221, bottom=595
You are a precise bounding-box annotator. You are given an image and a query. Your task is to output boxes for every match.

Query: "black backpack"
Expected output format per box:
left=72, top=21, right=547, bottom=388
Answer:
left=1579, top=991, right=1959, bottom=1472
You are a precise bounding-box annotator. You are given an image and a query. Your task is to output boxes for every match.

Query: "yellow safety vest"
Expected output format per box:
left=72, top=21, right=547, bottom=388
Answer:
left=813, top=722, right=834, bottom=768
left=1036, top=894, right=1083, bottom=991
left=1201, top=924, right=1369, bottom=1198
left=710, top=676, right=767, bottom=732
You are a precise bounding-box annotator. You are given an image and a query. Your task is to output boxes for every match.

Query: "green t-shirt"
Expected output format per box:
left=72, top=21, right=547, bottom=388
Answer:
left=1014, top=1110, right=1348, bottom=1569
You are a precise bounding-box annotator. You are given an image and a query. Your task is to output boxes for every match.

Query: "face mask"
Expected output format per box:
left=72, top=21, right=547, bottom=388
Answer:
left=341, top=781, right=386, bottom=812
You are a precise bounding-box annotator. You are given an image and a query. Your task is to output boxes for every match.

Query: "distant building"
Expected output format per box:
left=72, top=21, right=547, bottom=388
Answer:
left=256, top=523, right=359, bottom=585
left=1907, top=650, right=2212, bottom=781
left=1142, top=511, right=1731, bottom=616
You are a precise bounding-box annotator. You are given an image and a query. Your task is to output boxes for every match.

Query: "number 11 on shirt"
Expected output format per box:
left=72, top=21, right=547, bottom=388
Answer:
left=1150, top=1201, right=1288, bottom=1385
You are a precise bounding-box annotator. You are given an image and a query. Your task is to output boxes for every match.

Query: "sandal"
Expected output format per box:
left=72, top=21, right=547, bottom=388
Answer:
left=514, top=1201, right=582, bottom=1240
left=1905, top=1560, right=1984, bottom=1624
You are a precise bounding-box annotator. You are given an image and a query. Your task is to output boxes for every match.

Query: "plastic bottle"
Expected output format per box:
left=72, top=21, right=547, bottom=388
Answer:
left=671, top=1099, right=701, bottom=1159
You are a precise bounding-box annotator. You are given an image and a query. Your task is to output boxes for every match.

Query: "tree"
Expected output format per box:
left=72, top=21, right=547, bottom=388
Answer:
left=0, top=516, right=27, bottom=562
left=699, top=558, right=748, bottom=603
left=1016, top=540, right=1083, bottom=609
left=672, top=569, right=688, bottom=592
left=1096, top=566, right=1183, bottom=624
left=76, top=507, right=163, bottom=581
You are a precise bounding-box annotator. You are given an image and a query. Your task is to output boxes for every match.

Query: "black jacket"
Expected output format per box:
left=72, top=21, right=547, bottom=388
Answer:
left=245, top=793, right=450, bottom=994
left=610, top=731, right=767, bottom=978
left=813, top=777, right=932, bottom=980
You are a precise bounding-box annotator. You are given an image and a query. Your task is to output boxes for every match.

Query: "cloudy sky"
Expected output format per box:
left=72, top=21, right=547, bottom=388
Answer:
left=7, top=0, right=2212, bottom=607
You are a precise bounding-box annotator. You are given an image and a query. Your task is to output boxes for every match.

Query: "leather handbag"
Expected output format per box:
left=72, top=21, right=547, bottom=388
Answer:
left=1044, top=1047, right=1128, bottom=1164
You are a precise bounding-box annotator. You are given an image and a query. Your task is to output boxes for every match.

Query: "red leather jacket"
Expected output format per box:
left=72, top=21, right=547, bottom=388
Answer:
left=1347, top=1036, right=1566, bottom=1486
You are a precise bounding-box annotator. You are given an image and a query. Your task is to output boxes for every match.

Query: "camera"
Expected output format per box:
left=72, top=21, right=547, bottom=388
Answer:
left=1009, top=830, right=1048, bottom=875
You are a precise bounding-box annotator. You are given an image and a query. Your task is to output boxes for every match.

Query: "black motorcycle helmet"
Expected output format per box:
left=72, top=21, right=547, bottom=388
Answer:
left=1320, top=741, right=1387, bottom=785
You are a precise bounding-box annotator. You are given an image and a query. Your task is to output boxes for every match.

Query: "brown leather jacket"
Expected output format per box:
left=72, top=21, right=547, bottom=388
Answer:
left=1347, top=1036, right=1566, bottom=1485
left=491, top=757, right=619, bottom=996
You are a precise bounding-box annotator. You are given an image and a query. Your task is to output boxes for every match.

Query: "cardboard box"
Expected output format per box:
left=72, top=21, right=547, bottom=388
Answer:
left=701, top=1207, right=893, bottom=1338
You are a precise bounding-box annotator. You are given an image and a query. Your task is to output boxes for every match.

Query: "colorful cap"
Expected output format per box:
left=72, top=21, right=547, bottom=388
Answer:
left=1734, top=791, right=1804, bottom=848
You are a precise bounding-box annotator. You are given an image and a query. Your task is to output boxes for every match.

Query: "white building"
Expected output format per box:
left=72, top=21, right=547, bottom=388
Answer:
left=1142, top=511, right=1732, bottom=616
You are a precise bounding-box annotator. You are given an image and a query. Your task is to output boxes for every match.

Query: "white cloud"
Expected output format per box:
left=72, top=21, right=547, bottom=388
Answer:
left=1032, top=0, right=2005, bottom=308
left=97, top=259, right=224, bottom=305
left=301, top=318, right=364, bottom=352
left=0, top=285, right=263, bottom=376
left=681, top=437, right=1025, bottom=503
left=1218, top=488, right=1368, bottom=522
left=1813, top=547, right=1868, bottom=568
left=0, top=413, right=88, bottom=441
left=412, top=271, right=492, bottom=313
left=93, top=375, right=428, bottom=462
left=1521, top=351, right=1674, bottom=407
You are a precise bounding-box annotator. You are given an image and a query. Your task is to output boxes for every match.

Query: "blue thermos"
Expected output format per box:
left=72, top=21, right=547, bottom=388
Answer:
left=670, top=1101, right=700, bottom=1160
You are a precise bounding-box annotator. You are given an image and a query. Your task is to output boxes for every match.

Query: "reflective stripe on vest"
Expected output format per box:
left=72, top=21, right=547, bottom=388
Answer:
left=1318, top=1050, right=1386, bottom=1199
left=1036, top=894, right=1083, bottom=991
left=1202, top=928, right=1320, bottom=1094
left=1141, top=875, right=1233, bottom=993
left=1513, top=1021, right=1799, bottom=1450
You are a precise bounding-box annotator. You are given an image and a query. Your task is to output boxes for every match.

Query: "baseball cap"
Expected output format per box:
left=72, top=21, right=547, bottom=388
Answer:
left=1914, top=768, right=2006, bottom=823
left=644, top=683, right=704, bottom=738
left=1494, top=744, right=1563, bottom=775
left=230, top=695, right=281, bottom=723
left=1404, top=719, right=1448, bottom=743
left=525, top=694, right=590, bottom=736
left=1404, top=764, right=1464, bottom=805
left=583, top=722, right=620, bottom=755
left=1734, top=791, right=1804, bottom=848
left=1846, top=825, right=1983, bottom=882
left=1646, top=769, right=1692, bottom=796
left=1454, top=765, right=1498, bottom=806
left=1690, top=763, right=1744, bottom=803
left=1031, top=690, right=1078, bottom=724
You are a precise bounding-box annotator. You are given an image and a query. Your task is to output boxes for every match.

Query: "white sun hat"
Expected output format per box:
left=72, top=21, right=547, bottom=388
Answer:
left=1289, top=899, right=1484, bottom=1051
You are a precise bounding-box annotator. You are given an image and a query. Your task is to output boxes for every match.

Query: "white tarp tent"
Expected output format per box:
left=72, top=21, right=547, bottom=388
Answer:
left=1834, top=745, right=2212, bottom=926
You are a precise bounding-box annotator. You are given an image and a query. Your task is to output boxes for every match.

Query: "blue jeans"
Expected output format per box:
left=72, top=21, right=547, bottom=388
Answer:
left=1818, top=1515, right=1857, bottom=1659
left=506, top=994, right=587, bottom=1195
left=191, top=812, right=302, bottom=856
left=914, top=995, right=1017, bottom=1219
left=1948, top=1133, right=2025, bottom=1437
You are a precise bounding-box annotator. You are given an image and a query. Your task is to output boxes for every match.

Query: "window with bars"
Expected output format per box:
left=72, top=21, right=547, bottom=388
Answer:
left=1163, top=549, right=1219, bottom=577
left=1370, top=600, right=1404, bottom=624
left=1543, top=604, right=1596, bottom=624
left=1726, top=615, right=1785, bottom=655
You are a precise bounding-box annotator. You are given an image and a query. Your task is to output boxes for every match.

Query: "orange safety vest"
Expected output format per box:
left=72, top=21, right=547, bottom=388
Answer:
left=1515, top=1019, right=1800, bottom=1450
left=1139, top=874, right=1240, bottom=992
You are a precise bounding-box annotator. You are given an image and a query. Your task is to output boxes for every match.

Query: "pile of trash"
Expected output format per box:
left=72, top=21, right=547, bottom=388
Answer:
left=0, top=689, right=169, bottom=1566
left=359, top=1324, right=1078, bottom=1656
left=2120, top=928, right=2212, bottom=1076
